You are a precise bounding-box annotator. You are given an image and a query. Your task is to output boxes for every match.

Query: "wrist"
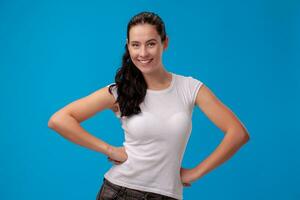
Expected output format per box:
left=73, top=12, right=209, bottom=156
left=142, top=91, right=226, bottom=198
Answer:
left=192, top=166, right=205, bottom=180
left=104, top=144, right=113, bottom=157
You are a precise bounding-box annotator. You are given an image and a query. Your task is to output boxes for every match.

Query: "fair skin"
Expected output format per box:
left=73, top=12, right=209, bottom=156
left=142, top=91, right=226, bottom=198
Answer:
left=126, top=23, right=171, bottom=90
left=179, top=85, right=250, bottom=186
left=48, top=23, right=249, bottom=188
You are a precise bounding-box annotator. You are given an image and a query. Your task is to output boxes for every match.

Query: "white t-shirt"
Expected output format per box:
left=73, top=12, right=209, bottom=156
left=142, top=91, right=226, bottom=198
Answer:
left=104, top=72, right=203, bottom=200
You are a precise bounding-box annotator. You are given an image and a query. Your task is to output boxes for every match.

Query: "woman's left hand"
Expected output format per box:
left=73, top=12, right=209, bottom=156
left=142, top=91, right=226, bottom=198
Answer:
left=180, top=167, right=196, bottom=187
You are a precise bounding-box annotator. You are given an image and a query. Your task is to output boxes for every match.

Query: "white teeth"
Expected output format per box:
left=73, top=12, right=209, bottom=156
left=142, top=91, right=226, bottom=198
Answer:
left=138, top=59, right=152, bottom=64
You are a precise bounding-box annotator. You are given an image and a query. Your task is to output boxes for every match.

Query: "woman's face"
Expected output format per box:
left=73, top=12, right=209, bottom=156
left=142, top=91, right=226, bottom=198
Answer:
left=127, top=23, right=168, bottom=74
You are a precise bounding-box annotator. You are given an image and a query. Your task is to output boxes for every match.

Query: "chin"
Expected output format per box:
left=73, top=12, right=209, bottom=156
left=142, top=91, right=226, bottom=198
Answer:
left=140, top=65, right=160, bottom=74
left=133, top=63, right=156, bottom=73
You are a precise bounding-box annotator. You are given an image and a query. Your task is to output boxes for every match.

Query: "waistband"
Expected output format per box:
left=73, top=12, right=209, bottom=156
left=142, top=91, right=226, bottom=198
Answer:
left=103, top=178, right=175, bottom=199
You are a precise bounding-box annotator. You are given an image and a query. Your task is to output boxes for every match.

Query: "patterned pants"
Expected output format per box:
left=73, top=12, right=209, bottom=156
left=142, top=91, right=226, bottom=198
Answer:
left=96, top=178, right=179, bottom=200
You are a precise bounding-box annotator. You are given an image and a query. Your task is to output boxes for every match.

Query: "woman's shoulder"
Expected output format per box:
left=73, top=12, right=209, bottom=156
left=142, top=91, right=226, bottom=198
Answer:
left=105, top=83, right=121, bottom=117
left=106, top=83, right=118, bottom=97
left=172, top=72, right=203, bottom=86
left=172, top=72, right=204, bottom=106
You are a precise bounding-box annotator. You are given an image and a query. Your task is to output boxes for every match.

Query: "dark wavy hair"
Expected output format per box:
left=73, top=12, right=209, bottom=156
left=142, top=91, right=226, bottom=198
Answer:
left=108, top=11, right=167, bottom=118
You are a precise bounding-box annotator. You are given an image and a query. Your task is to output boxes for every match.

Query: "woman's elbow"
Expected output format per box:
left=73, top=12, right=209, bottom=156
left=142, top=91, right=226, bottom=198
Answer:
left=48, top=115, right=59, bottom=129
left=234, top=123, right=250, bottom=144
left=242, top=131, right=250, bottom=144
left=229, top=126, right=250, bottom=144
left=48, top=112, right=66, bottom=129
left=238, top=128, right=250, bottom=144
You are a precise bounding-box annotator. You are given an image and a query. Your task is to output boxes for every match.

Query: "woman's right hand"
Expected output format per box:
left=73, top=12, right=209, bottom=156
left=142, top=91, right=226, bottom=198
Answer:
left=107, top=146, right=128, bottom=165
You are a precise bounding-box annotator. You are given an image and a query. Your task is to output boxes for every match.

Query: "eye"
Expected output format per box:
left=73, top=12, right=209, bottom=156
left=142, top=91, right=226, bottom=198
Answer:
left=147, top=42, right=156, bottom=47
left=131, top=43, right=139, bottom=48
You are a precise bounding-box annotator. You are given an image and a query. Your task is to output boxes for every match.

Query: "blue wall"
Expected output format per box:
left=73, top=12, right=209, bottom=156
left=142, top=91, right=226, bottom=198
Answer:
left=1, top=0, right=299, bottom=199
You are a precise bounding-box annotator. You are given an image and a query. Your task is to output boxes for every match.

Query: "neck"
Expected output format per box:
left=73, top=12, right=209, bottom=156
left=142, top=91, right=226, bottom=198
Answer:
left=142, top=67, right=172, bottom=90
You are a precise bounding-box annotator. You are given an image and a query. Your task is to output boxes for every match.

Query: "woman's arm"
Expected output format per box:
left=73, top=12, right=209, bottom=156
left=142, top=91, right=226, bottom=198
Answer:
left=48, top=86, right=124, bottom=160
left=182, top=84, right=250, bottom=184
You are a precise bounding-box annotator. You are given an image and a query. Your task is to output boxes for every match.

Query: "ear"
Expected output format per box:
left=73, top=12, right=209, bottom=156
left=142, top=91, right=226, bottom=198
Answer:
left=163, top=36, right=169, bottom=50
left=126, top=38, right=129, bottom=46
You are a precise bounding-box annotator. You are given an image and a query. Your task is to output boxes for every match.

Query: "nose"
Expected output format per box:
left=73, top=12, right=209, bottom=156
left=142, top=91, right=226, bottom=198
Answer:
left=139, top=46, right=148, bottom=57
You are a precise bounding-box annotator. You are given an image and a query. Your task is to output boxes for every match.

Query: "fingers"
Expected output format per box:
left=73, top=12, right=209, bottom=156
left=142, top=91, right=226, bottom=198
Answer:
left=113, top=161, right=121, bottom=165
left=183, top=183, right=192, bottom=187
left=107, top=157, right=122, bottom=165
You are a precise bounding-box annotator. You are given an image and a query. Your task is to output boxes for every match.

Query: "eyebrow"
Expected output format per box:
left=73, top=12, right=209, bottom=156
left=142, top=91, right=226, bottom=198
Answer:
left=130, top=39, right=157, bottom=43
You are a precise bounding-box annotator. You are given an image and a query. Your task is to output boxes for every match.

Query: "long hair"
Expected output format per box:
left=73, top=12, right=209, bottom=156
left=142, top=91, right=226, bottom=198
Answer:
left=108, top=11, right=167, bottom=118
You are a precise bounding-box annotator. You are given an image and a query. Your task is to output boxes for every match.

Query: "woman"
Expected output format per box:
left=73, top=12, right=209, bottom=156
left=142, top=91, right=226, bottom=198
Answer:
left=48, top=11, right=250, bottom=200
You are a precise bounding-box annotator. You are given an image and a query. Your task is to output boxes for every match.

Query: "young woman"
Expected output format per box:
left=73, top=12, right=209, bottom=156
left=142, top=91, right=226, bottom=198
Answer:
left=48, top=11, right=250, bottom=200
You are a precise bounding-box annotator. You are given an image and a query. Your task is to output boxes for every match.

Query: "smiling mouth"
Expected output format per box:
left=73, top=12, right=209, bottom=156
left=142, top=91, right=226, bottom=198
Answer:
left=138, top=59, right=153, bottom=64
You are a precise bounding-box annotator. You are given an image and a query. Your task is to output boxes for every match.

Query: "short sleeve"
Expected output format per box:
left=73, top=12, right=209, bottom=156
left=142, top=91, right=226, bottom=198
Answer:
left=187, top=76, right=204, bottom=107
left=106, top=83, right=118, bottom=100
left=106, top=83, right=121, bottom=118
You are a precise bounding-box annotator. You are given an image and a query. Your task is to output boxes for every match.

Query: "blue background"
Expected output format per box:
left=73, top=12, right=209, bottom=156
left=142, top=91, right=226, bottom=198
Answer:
left=1, top=0, right=299, bottom=199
